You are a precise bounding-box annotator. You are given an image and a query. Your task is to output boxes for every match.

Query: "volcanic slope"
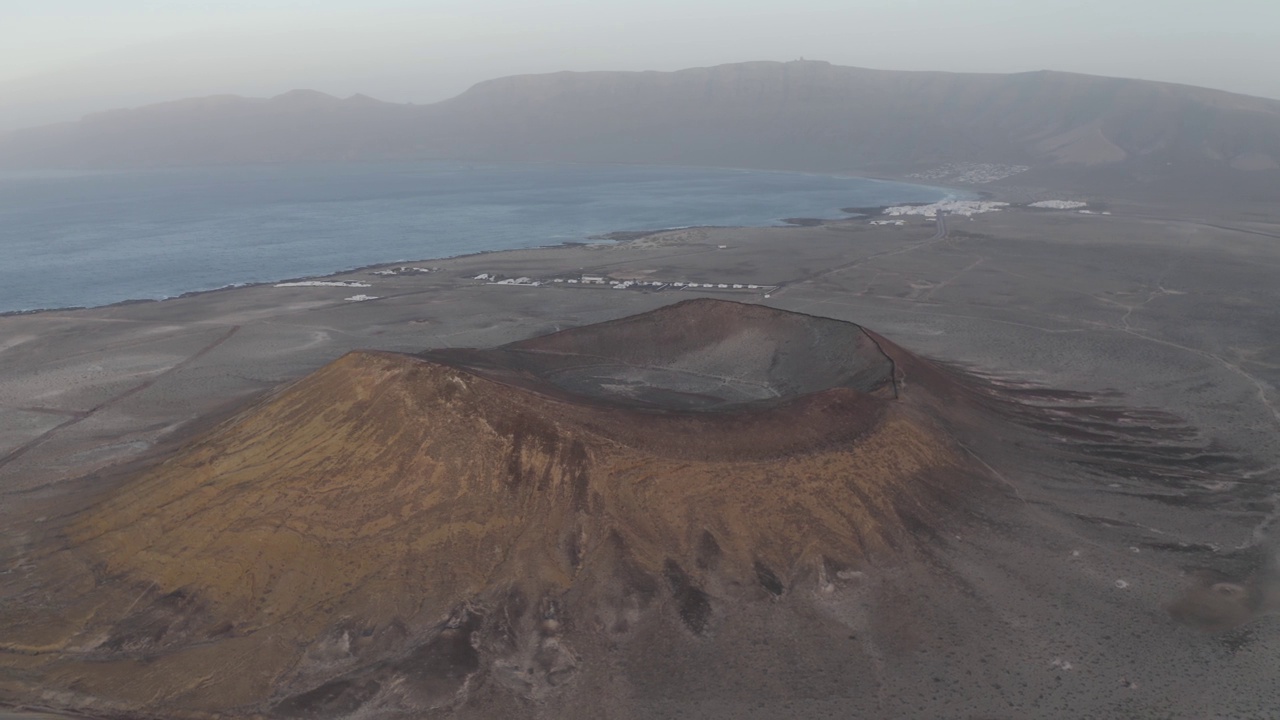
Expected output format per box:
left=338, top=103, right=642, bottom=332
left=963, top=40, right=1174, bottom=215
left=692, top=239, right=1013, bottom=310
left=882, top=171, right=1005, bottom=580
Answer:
left=0, top=299, right=1255, bottom=718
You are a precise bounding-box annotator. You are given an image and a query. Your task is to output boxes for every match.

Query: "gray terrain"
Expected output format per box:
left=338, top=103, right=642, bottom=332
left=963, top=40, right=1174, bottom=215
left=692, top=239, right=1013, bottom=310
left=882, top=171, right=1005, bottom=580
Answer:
left=1, top=190, right=1278, bottom=717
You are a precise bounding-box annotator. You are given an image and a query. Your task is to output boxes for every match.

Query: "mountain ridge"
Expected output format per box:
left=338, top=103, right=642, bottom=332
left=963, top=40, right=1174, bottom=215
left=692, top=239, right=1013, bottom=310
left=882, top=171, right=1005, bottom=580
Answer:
left=3, top=60, right=1279, bottom=188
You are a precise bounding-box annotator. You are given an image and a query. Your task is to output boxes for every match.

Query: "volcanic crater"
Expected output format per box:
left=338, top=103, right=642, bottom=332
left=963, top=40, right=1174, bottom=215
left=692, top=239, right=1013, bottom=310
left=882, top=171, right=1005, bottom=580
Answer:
left=0, top=298, right=1240, bottom=719
left=426, top=298, right=899, bottom=411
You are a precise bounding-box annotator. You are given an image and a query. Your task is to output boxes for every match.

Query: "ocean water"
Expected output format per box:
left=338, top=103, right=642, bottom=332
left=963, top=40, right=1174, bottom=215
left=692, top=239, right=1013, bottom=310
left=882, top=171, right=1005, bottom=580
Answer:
left=0, top=162, right=951, bottom=313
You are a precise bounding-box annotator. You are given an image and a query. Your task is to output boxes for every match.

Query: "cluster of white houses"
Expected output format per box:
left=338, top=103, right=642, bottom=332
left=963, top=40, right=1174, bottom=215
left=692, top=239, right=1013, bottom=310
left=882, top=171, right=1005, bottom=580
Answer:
left=370, top=266, right=437, bottom=276
left=473, top=273, right=772, bottom=293
left=664, top=281, right=765, bottom=290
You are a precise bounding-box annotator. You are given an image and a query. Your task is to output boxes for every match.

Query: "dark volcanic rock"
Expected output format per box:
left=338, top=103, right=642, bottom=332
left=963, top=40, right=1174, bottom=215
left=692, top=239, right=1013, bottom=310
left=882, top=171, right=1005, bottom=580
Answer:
left=0, top=299, right=1269, bottom=718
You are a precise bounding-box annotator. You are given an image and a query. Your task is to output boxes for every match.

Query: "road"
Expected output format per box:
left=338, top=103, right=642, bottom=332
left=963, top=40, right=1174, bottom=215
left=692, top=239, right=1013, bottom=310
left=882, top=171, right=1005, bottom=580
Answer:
left=772, top=212, right=949, bottom=295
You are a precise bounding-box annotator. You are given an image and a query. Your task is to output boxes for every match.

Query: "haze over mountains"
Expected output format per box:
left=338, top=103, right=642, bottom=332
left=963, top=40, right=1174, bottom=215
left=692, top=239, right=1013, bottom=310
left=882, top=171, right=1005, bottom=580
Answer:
left=3, top=60, right=1280, bottom=200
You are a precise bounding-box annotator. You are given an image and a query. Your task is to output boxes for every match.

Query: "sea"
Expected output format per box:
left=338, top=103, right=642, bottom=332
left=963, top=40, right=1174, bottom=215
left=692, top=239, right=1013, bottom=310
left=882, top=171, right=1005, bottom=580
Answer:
left=0, top=162, right=952, bottom=314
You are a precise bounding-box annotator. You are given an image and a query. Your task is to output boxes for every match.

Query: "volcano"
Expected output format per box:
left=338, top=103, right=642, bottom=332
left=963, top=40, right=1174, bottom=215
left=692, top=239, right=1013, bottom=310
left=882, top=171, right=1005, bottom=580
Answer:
left=8, top=299, right=1228, bottom=719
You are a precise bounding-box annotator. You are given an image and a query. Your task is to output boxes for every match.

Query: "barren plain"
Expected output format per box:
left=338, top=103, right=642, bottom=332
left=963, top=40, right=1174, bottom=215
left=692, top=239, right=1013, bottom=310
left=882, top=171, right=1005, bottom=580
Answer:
left=1, top=196, right=1279, bottom=718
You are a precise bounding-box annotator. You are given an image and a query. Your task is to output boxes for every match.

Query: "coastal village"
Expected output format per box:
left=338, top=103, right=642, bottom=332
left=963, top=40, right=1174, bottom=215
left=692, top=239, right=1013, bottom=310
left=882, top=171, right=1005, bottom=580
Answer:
left=270, top=265, right=779, bottom=301
left=266, top=201, right=1106, bottom=303
left=470, top=272, right=777, bottom=295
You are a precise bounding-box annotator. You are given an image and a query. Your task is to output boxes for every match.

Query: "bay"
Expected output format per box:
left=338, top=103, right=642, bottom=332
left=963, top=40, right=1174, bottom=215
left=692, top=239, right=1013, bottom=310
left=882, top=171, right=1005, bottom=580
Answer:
left=0, top=162, right=952, bottom=313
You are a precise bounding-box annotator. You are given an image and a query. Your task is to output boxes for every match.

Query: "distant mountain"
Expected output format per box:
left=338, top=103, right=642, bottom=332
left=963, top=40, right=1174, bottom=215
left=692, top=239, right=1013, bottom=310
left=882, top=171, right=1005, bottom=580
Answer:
left=0, top=89, right=422, bottom=167
left=3, top=61, right=1279, bottom=196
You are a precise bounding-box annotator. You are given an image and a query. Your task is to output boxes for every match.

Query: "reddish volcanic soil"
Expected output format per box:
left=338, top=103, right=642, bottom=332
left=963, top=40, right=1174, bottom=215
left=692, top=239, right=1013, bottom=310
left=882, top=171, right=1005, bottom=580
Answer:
left=0, top=299, right=1261, bottom=719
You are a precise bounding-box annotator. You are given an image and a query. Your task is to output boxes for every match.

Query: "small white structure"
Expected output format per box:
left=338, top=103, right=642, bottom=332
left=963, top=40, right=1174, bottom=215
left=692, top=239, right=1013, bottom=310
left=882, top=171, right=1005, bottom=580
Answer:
left=582, top=275, right=606, bottom=284
left=567, top=279, right=579, bottom=284
left=732, top=284, right=744, bottom=289
left=717, top=244, right=728, bottom=249
left=473, top=273, right=491, bottom=281
left=717, top=283, right=728, bottom=289
left=747, top=284, right=759, bottom=289
left=344, top=294, right=379, bottom=302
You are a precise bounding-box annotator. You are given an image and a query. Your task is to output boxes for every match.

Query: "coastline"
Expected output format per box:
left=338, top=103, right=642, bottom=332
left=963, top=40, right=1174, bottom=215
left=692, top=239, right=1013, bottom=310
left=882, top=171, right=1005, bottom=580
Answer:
left=0, top=233, right=686, bottom=316
left=3, top=168, right=970, bottom=318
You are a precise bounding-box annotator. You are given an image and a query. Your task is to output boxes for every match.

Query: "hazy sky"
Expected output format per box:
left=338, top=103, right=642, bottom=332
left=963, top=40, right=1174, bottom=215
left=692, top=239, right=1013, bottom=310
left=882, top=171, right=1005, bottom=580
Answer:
left=3, top=0, right=1279, bottom=131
